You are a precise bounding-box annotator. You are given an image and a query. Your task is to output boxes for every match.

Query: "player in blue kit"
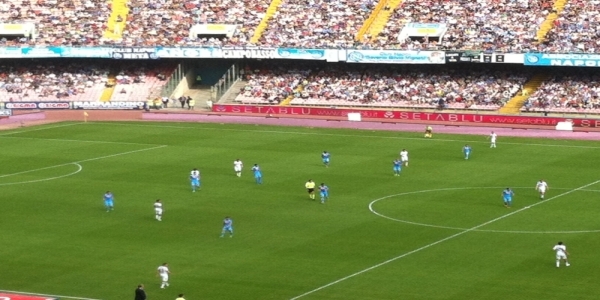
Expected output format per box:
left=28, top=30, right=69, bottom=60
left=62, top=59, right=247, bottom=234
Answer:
left=319, top=183, right=329, bottom=203
left=322, top=151, right=330, bottom=167
left=502, top=188, right=514, bottom=208
left=220, top=216, right=233, bottom=238
left=393, top=159, right=402, bottom=176
left=463, top=144, right=472, bottom=160
left=252, top=164, right=262, bottom=184
left=103, top=191, right=114, bottom=212
left=190, top=168, right=201, bottom=192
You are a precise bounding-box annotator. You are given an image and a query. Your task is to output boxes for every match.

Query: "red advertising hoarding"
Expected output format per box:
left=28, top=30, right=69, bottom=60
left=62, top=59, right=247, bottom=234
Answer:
left=212, top=104, right=600, bottom=128
left=0, top=293, right=57, bottom=300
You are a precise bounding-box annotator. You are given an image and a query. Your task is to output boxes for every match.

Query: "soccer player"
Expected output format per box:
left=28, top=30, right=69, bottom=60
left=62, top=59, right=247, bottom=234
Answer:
left=103, top=191, right=114, bottom=212
left=252, top=164, right=262, bottom=184
left=552, top=241, right=570, bottom=267
left=319, top=183, right=329, bottom=204
left=233, top=159, right=243, bottom=177
left=502, top=188, right=514, bottom=208
left=190, top=168, right=200, bottom=192
left=463, top=144, right=472, bottom=160
left=400, top=149, right=409, bottom=167
left=157, top=263, right=170, bottom=289
left=489, top=131, right=497, bottom=148
left=305, top=179, right=316, bottom=200
left=176, top=294, right=186, bottom=300
left=220, top=216, right=233, bottom=238
left=154, top=199, right=163, bottom=221
left=322, top=151, right=330, bottom=167
left=393, top=159, right=402, bottom=176
left=536, top=179, right=549, bottom=199
left=424, top=125, right=433, bottom=138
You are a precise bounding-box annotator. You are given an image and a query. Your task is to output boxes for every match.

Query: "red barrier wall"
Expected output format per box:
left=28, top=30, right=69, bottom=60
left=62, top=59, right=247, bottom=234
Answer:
left=212, top=105, right=600, bottom=128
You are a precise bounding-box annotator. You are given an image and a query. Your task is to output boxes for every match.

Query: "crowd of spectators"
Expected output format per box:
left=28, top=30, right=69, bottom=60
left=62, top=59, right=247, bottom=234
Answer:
left=0, top=0, right=110, bottom=46
left=0, top=62, right=109, bottom=101
left=236, top=65, right=530, bottom=110
left=123, top=0, right=270, bottom=47
left=0, top=61, right=173, bottom=101
left=523, top=71, right=600, bottom=113
left=236, top=66, right=308, bottom=104
left=367, top=0, right=554, bottom=52
left=258, top=0, right=375, bottom=48
left=538, top=0, right=600, bottom=53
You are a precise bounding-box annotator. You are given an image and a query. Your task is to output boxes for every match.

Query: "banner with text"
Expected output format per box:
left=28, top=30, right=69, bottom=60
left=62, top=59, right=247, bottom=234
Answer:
left=5, top=102, right=70, bottom=109
left=72, top=101, right=145, bottom=110
left=212, top=105, right=600, bottom=128
left=525, top=53, right=600, bottom=67
left=346, top=50, right=445, bottom=64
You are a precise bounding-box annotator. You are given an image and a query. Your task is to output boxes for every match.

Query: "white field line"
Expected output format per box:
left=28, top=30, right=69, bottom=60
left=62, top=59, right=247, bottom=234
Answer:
left=368, top=186, right=600, bottom=234
left=290, top=179, right=600, bottom=300
left=0, top=289, right=101, bottom=300
left=0, top=122, right=81, bottom=136
left=0, top=163, right=82, bottom=186
left=0, top=145, right=167, bottom=179
left=0, top=135, right=163, bottom=146
left=90, top=122, right=600, bottom=149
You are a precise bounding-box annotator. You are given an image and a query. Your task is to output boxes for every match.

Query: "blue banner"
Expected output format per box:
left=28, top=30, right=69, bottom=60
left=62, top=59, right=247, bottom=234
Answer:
left=346, top=50, right=446, bottom=64
left=525, top=53, right=600, bottom=67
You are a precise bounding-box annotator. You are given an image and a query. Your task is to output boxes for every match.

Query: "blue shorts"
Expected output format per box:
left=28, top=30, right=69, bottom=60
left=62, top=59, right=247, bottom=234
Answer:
left=393, top=166, right=401, bottom=172
left=223, top=226, right=233, bottom=232
left=254, top=174, right=262, bottom=178
left=191, top=179, right=200, bottom=186
left=104, top=200, right=113, bottom=207
left=320, top=192, right=328, bottom=198
left=503, top=197, right=512, bottom=202
left=323, top=158, right=330, bottom=163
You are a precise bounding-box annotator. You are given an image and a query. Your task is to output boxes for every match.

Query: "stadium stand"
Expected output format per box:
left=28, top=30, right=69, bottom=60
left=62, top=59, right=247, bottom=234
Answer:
left=538, top=0, right=600, bottom=53
left=0, top=61, right=174, bottom=102
left=235, top=65, right=532, bottom=110
left=521, top=70, right=600, bottom=113
left=257, top=0, right=375, bottom=48
left=367, top=0, right=554, bottom=51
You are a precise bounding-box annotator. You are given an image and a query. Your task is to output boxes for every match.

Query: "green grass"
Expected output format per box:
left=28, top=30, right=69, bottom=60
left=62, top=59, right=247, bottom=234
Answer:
left=1, top=121, right=600, bottom=300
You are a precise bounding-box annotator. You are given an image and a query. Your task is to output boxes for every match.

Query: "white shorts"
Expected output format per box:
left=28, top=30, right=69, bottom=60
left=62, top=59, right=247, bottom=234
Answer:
left=161, top=274, right=169, bottom=282
left=234, top=166, right=242, bottom=172
left=155, top=208, right=163, bottom=215
left=491, top=139, right=497, bottom=143
left=539, top=187, right=546, bottom=193
left=401, top=157, right=408, bottom=162
left=556, top=253, right=567, bottom=260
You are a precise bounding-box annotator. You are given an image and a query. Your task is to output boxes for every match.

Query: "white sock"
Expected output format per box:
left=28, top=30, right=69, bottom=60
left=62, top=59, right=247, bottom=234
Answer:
left=556, top=261, right=560, bottom=267
left=566, top=262, right=570, bottom=266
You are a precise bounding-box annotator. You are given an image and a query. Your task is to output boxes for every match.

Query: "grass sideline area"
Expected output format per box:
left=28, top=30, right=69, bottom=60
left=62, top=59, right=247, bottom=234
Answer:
left=1, top=121, right=600, bottom=300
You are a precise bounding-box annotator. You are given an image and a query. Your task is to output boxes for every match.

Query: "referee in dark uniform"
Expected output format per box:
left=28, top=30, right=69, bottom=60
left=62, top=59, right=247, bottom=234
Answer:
left=135, top=284, right=147, bottom=300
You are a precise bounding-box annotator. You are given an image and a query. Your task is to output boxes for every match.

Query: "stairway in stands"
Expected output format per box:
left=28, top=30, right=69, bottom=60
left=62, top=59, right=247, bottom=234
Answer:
left=498, top=74, right=550, bottom=114
left=99, top=71, right=118, bottom=102
left=250, top=0, right=283, bottom=44
left=103, top=0, right=129, bottom=40
left=355, top=0, right=404, bottom=42
left=279, top=84, right=303, bottom=106
left=535, top=0, right=568, bottom=43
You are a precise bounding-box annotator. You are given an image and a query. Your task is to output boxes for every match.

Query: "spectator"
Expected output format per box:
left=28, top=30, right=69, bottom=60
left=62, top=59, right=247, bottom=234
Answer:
left=135, top=284, right=146, bottom=300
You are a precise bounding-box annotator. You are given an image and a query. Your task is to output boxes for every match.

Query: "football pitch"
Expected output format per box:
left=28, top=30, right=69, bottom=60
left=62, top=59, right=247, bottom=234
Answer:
left=1, top=121, right=600, bottom=300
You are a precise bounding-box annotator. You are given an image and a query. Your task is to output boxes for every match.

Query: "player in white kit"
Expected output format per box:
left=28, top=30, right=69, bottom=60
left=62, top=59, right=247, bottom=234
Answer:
left=489, top=131, right=497, bottom=148
left=157, top=263, right=170, bottom=288
left=233, top=159, right=243, bottom=177
left=535, top=180, right=549, bottom=199
left=154, top=199, right=163, bottom=221
left=400, top=149, right=409, bottom=167
left=552, top=242, right=570, bottom=267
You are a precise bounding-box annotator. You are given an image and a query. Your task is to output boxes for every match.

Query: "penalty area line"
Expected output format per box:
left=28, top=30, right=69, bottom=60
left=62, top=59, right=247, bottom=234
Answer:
left=289, top=178, right=600, bottom=300
left=0, top=289, right=101, bottom=300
